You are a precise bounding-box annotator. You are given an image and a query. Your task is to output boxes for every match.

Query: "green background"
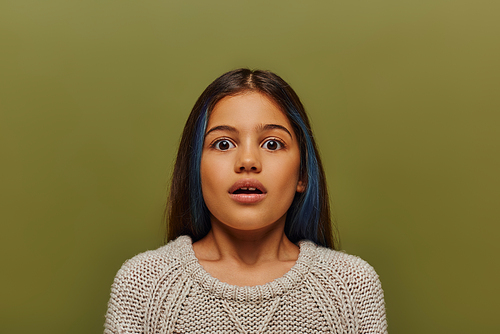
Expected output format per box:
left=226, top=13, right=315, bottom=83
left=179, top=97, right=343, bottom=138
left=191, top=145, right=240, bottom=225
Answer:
left=1, top=1, right=499, bottom=333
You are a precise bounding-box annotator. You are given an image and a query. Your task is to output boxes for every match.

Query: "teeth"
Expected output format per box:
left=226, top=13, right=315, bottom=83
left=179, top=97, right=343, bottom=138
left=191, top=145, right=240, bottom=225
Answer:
left=241, top=187, right=248, bottom=190
left=249, top=187, right=256, bottom=191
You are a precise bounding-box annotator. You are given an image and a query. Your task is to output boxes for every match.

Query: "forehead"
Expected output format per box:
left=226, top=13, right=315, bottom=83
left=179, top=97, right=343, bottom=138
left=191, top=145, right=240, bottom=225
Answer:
left=207, top=92, right=292, bottom=129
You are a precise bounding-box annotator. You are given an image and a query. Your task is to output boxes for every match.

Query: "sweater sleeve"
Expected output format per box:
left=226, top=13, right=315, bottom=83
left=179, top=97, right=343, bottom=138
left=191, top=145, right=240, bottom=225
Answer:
left=348, top=259, right=388, bottom=334
left=104, top=250, right=167, bottom=334
left=104, top=258, right=147, bottom=334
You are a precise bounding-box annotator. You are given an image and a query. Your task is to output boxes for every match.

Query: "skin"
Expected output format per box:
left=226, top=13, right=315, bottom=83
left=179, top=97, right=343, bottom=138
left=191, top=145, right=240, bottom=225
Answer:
left=193, top=91, right=305, bottom=287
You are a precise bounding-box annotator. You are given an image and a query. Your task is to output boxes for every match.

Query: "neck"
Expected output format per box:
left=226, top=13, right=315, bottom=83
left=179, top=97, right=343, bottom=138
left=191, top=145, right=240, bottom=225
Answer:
left=193, top=217, right=299, bottom=266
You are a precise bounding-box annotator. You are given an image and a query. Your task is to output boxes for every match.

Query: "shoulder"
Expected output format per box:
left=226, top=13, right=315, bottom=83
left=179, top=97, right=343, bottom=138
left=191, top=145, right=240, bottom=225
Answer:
left=302, top=242, right=385, bottom=307
left=312, top=245, right=381, bottom=283
left=113, top=235, right=190, bottom=280
left=118, top=236, right=191, bottom=269
left=304, top=243, right=387, bottom=332
left=104, top=236, right=192, bottom=333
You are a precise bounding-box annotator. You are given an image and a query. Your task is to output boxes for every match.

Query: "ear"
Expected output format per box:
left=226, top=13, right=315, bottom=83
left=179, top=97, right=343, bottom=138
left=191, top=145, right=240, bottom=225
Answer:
left=296, top=180, right=306, bottom=193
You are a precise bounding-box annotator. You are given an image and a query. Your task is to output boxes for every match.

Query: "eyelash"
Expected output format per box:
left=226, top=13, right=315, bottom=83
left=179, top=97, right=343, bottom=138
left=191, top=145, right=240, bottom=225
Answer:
left=261, top=138, right=285, bottom=151
left=210, top=138, right=236, bottom=151
left=209, top=138, right=286, bottom=151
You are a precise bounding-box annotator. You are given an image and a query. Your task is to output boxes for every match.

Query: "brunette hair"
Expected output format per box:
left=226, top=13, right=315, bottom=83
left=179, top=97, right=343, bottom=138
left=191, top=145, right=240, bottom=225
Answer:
left=166, top=69, right=339, bottom=249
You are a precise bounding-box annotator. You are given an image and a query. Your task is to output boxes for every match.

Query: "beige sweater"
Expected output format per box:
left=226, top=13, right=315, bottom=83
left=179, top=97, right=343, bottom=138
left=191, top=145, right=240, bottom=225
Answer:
left=104, top=236, right=387, bottom=333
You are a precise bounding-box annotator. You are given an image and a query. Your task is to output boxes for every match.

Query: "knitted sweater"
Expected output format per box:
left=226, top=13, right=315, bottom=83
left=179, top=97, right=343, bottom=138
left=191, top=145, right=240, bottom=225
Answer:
left=104, top=236, right=387, bottom=333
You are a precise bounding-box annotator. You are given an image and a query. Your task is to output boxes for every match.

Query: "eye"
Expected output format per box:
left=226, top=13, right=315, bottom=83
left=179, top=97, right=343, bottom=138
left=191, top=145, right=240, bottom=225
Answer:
left=213, top=139, right=235, bottom=151
left=262, top=139, right=283, bottom=151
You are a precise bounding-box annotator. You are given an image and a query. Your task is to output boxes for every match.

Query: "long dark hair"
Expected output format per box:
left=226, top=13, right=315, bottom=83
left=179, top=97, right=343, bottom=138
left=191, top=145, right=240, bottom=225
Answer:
left=165, top=69, right=339, bottom=249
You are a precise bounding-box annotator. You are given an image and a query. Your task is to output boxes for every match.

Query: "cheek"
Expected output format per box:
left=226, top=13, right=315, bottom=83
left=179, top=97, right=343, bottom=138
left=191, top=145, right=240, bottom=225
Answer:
left=200, top=157, right=213, bottom=193
left=200, top=155, right=232, bottom=222
left=267, top=155, right=301, bottom=190
left=200, top=155, right=226, bottom=197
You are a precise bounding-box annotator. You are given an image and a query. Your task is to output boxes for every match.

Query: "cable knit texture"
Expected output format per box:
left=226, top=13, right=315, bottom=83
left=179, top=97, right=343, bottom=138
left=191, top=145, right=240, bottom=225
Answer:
left=104, top=236, right=387, bottom=333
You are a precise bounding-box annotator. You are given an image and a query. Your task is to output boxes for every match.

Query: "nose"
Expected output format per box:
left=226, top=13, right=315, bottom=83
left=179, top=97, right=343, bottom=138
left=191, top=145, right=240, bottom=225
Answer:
left=234, top=146, right=262, bottom=173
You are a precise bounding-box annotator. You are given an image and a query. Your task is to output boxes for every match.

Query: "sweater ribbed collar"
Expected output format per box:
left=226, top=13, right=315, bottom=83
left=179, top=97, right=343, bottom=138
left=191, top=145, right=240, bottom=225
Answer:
left=176, top=235, right=317, bottom=302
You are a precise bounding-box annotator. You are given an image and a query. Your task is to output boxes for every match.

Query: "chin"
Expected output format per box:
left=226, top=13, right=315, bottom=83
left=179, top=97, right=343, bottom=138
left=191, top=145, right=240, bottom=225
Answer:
left=215, top=216, right=285, bottom=233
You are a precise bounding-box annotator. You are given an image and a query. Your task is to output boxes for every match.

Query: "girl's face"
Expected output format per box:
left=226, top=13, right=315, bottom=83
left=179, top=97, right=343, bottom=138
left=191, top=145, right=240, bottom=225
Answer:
left=200, top=91, right=305, bottom=232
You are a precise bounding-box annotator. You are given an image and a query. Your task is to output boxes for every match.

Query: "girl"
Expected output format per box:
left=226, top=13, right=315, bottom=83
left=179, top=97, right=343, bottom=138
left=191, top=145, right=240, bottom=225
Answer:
left=104, top=69, right=387, bottom=333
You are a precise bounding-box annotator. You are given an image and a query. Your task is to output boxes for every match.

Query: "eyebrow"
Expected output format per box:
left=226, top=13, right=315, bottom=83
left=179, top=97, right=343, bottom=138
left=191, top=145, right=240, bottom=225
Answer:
left=204, top=125, right=238, bottom=137
left=258, top=124, right=293, bottom=140
left=205, top=124, right=293, bottom=140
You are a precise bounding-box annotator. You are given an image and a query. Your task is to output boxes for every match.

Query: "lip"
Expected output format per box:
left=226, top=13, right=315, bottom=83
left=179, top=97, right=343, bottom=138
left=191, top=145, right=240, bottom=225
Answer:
left=228, top=178, right=267, bottom=204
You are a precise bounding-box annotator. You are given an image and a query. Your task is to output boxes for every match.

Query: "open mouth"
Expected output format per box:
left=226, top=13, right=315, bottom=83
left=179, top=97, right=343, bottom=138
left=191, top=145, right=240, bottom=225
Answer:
left=232, top=187, right=264, bottom=195
left=229, top=179, right=267, bottom=204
